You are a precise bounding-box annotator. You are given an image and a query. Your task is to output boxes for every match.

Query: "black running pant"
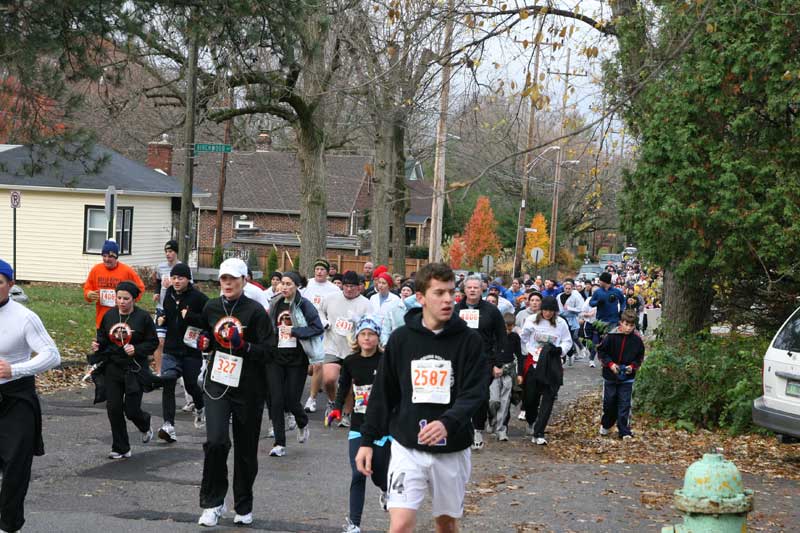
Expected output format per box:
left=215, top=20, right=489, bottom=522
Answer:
left=266, top=363, right=309, bottom=446
left=161, top=354, right=204, bottom=424
left=348, top=436, right=390, bottom=526
left=523, top=367, right=558, bottom=439
left=0, top=399, right=35, bottom=532
left=105, top=363, right=151, bottom=453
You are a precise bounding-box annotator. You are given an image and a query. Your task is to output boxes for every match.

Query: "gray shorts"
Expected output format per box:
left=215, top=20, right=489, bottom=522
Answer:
left=323, top=353, right=344, bottom=365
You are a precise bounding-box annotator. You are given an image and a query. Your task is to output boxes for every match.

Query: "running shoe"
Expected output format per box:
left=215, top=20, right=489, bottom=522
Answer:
left=142, top=427, right=154, bottom=444
left=517, top=409, right=526, bottom=421
left=158, top=422, right=177, bottom=443
left=108, top=450, right=132, bottom=460
left=471, top=429, right=484, bottom=450
left=342, top=518, right=361, bottom=533
left=198, top=504, right=226, bottom=527
left=337, top=413, right=351, bottom=428
left=193, top=407, right=206, bottom=429
left=324, top=400, right=335, bottom=426
left=269, top=445, right=286, bottom=457
left=497, top=429, right=509, bottom=441
left=298, top=425, right=310, bottom=444
left=534, top=437, right=548, bottom=445
left=599, top=425, right=610, bottom=436
left=589, top=360, right=596, bottom=368
left=234, top=512, right=253, bottom=525
left=181, top=400, right=195, bottom=413
left=304, top=396, right=317, bottom=413
left=287, top=413, right=297, bottom=431
left=622, top=434, right=634, bottom=441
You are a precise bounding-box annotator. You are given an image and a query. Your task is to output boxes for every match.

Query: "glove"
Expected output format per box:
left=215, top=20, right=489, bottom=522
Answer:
left=197, top=332, right=211, bottom=352
left=229, top=326, right=246, bottom=351
left=325, top=409, right=341, bottom=428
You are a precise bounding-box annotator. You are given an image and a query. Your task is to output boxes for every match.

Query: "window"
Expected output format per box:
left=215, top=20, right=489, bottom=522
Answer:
left=234, top=219, right=254, bottom=230
left=406, top=226, right=418, bottom=246
left=774, top=307, right=800, bottom=352
left=84, top=206, right=134, bottom=255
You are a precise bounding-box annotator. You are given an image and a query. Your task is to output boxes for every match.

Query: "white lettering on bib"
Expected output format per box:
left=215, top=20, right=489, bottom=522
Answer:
left=353, top=384, right=372, bottom=414
left=278, top=325, right=297, bottom=348
left=210, top=351, right=243, bottom=387
left=411, top=359, right=452, bottom=404
left=334, top=317, right=354, bottom=337
left=183, top=326, right=203, bottom=349
left=100, top=289, right=116, bottom=308
left=459, top=309, right=479, bottom=329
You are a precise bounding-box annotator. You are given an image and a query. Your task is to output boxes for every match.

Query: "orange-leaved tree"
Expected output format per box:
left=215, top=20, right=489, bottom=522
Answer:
left=464, top=196, right=500, bottom=268
left=523, top=212, right=550, bottom=267
left=449, top=234, right=466, bottom=269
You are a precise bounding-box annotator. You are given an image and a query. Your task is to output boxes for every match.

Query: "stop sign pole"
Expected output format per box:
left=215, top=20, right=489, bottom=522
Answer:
left=10, top=190, right=21, bottom=277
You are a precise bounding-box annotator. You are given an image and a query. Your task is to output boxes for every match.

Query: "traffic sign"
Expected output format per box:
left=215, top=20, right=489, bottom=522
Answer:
left=481, top=255, right=495, bottom=273
left=10, top=190, right=20, bottom=209
left=195, top=143, right=232, bottom=153
left=530, top=247, right=544, bottom=264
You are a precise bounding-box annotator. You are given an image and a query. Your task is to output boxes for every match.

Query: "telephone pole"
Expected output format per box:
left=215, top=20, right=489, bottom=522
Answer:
left=178, top=16, right=198, bottom=265
left=214, top=86, right=234, bottom=249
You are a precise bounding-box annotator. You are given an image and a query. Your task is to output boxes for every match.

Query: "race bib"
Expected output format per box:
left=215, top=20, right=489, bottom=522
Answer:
left=183, top=326, right=202, bottom=349
left=411, top=359, right=452, bottom=404
left=333, top=317, right=354, bottom=337
left=100, top=289, right=117, bottom=307
left=353, top=383, right=372, bottom=414
left=278, top=326, right=297, bottom=348
left=459, top=309, right=479, bottom=329
left=210, top=351, right=243, bottom=387
left=312, top=295, right=322, bottom=307
left=161, top=274, right=171, bottom=289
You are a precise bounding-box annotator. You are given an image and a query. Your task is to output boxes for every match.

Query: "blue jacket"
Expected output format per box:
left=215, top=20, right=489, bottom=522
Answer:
left=589, top=287, right=626, bottom=324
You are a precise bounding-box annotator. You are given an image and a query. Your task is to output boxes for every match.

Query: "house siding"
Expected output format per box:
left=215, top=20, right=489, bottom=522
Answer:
left=0, top=189, right=173, bottom=283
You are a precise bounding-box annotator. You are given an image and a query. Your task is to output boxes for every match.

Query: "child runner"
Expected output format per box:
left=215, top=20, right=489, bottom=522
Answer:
left=326, top=315, right=391, bottom=533
left=489, top=313, right=522, bottom=441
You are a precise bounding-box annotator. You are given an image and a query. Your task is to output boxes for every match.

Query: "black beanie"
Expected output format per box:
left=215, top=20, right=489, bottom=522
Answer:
left=170, top=263, right=192, bottom=279
left=540, top=296, right=559, bottom=312
left=164, top=239, right=179, bottom=253
left=116, top=281, right=141, bottom=299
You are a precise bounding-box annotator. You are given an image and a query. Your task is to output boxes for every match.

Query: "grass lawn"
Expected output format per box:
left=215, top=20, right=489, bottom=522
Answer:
left=22, top=281, right=220, bottom=363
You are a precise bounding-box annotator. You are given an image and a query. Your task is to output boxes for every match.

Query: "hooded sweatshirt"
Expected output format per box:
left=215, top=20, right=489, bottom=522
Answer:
left=597, top=328, right=645, bottom=382
left=360, top=307, right=488, bottom=454
left=162, top=283, right=209, bottom=358
left=454, top=298, right=506, bottom=365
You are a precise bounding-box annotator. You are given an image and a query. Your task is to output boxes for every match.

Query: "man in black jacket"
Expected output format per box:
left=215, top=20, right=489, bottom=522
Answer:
left=357, top=263, right=486, bottom=533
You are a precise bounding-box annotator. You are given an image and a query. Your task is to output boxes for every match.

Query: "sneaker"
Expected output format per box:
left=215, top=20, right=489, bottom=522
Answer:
left=193, top=407, right=206, bottom=429
left=234, top=512, right=253, bottom=525
left=324, top=401, right=335, bottom=426
left=158, top=422, right=177, bottom=443
left=622, top=434, right=634, bottom=441
left=518, top=409, right=526, bottom=421
left=297, top=425, right=310, bottom=444
left=589, top=360, right=596, bottom=368
left=108, top=450, right=132, bottom=460
left=269, top=445, right=286, bottom=457
left=181, top=401, right=195, bottom=413
left=198, top=504, right=226, bottom=527
left=497, top=429, right=509, bottom=441
left=142, top=427, right=154, bottom=444
left=379, top=491, right=388, bottom=512
left=526, top=423, right=535, bottom=436
left=338, top=413, right=351, bottom=428
left=471, top=429, right=484, bottom=450
left=342, top=518, right=361, bottom=533
left=267, top=425, right=275, bottom=439
left=534, top=437, right=548, bottom=445
left=304, top=396, right=317, bottom=413
left=599, top=426, right=610, bottom=436
left=287, top=413, right=297, bottom=431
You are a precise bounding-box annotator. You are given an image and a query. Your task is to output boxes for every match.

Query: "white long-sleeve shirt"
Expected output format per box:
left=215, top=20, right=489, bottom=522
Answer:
left=0, top=299, right=61, bottom=384
left=519, top=314, right=572, bottom=362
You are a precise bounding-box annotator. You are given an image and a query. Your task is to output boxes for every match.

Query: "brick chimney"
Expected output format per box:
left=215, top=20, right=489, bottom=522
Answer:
left=146, top=134, right=173, bottom=175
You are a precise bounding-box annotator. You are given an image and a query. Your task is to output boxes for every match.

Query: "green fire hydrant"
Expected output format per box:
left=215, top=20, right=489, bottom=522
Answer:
left=662, top=453, right=754, bottom=533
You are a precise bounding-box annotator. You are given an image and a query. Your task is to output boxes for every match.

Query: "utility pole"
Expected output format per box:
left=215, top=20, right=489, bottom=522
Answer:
left=178, top=15, right=198, bottom=265
left=214, top=86, right=234, bottom=249
left=428, top=0, right=455, bottom=263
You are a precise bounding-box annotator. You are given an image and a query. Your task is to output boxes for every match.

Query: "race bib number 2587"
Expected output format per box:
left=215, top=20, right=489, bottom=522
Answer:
left=411, top=359, right=452, bottom=404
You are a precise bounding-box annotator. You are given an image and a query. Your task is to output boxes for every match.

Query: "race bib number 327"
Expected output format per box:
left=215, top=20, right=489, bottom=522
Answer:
left=210, top=351, right=243, bottom=387
left=411, top=359, right=452, bottom=404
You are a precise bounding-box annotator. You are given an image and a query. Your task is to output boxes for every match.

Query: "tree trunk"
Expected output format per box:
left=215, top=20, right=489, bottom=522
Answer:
left=370, top=119, right=393, bottom=265
left=296, top=116, right=327, bottom=278
left=661, top=266, right=714, bottom=340
left=391, top=119, right=408, bottom=275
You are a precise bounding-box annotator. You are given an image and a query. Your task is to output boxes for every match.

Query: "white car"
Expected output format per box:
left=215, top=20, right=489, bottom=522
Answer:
left=752, top=306, right=800, bottom=440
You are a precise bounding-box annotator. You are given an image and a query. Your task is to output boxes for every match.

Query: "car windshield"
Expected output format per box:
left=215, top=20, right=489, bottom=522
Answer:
left=580, top=266, right=602, bottom=273
left=601, top=254, right=622, bottom=262
left=773, top=307, right=800, bottom=352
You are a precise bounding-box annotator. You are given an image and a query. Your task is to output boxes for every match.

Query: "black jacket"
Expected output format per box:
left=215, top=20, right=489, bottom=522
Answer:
left=360, top=307, right=488, bottom=454
left=267, top=291, right=324, bottom=366
left=495, top=331, right=521, bottom=368
left=162, top=284, right=209, bottom=357
left=454, top=299, right=506, bottom=366
left=94, top=307, right=158, bottom=368
left=597, top=329, right=645, bottom=382
left=334, top=351, right=383, bottom=433
left=532, top=342, right=563, bottom=393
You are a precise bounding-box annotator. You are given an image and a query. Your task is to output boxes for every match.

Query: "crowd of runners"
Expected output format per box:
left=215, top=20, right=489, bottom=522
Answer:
left=0, top=240, right=658, bottom=533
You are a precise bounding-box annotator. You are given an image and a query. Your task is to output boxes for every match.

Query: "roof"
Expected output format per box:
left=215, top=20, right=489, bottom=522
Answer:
left=0, top=143, right=204, bottom=197
left=180, top=150, right=370, bottom=216
left=405, top=175, right=434, bottom=221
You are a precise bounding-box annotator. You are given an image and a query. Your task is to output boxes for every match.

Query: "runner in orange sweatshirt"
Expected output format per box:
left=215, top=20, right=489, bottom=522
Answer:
left=83, top=240, right=146, bottom=328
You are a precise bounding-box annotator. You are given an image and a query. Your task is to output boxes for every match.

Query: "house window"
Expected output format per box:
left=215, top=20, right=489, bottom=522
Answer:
left=84, top=206, right=134, bottom=255
left=406, top=226, right=418, bottom=246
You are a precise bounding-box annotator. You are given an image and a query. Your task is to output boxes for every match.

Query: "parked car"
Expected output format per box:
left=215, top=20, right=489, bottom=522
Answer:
left=622, top=247, right=638, bottom=260
left=599, top=253, right=624, bottom=270
left=753, top=306, right=800, bottom=440
left=576, top=263, right=604, bottom=282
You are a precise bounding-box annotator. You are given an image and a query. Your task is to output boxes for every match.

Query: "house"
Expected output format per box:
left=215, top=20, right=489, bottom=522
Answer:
left=0, top=141, right=207, bottom=283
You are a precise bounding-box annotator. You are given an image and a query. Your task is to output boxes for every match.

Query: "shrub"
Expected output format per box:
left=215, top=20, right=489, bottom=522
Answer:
left=267, top=249, right=278, bottom=274
left=212, top=246, right=224, bottom=269
left=407, top=246, right=429, bottom=259
left=635, top=331, right=768, bottom=434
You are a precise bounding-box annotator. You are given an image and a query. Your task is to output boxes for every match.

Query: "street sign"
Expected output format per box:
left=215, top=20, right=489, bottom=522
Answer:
left=481, top=255, right=495, bottom=273
left=195, top=143, right=232, bottom=153
left=531, top=247, right=544, bottom=264
left=9, top=190, right=20, bottom=209
left=104, top=186, right=116, bottom=239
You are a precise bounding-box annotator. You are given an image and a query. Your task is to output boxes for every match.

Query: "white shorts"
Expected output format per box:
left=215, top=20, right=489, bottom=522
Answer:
left=386, top=440, right=471, bottom=518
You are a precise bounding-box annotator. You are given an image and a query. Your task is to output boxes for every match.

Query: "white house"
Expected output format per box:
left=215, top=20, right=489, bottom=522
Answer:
left=0, top=142, right=207, bottom=283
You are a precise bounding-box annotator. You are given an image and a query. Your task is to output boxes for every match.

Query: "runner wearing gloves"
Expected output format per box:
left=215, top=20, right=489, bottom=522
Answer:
left=83, top=239, right=145, bottom=329
left=0, top=259, right=61, bottom=533
left=519, top=296, right=572, bottom=445
left=156, top=263, right=208, bottom=442
left=194, top=258, right=275, bottom=527
left=356, top=263, right=487, bottom=533
left=90, top=281, right=159, bottom=458
left=318, top=270, right=372, bottom=428
left=326, top=316, right=391, bottom=533
left=454, top=274, right=505, bottom=451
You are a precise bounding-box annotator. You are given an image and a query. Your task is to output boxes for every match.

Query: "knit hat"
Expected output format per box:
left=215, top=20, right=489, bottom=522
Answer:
left=164, top=239, right=179, bottom=253
left=170, top=263, right=192, bottom=279
left=373, top=265, right=388, bottom=278
left=342, top=270, right=360, bottom=286
left=540, top=296, right=559, bottom=312
left=355, top=315, right=382, bottom=337
left=282, top=271, right=303, bottom=287
left=270, top=271, right=282, bottom=281
left=0, top=259, right=13, bottom=282
left=116, top=280, right=140, bottom=299
left=332, top=273, right=343, bottom=283
left=375, top=272, right=393, bottom=288
left=313, top=258, right=330, bottom=271
left=101, top=240, right=119, bottom=256
left=599, top=272, right=612, bottom=284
